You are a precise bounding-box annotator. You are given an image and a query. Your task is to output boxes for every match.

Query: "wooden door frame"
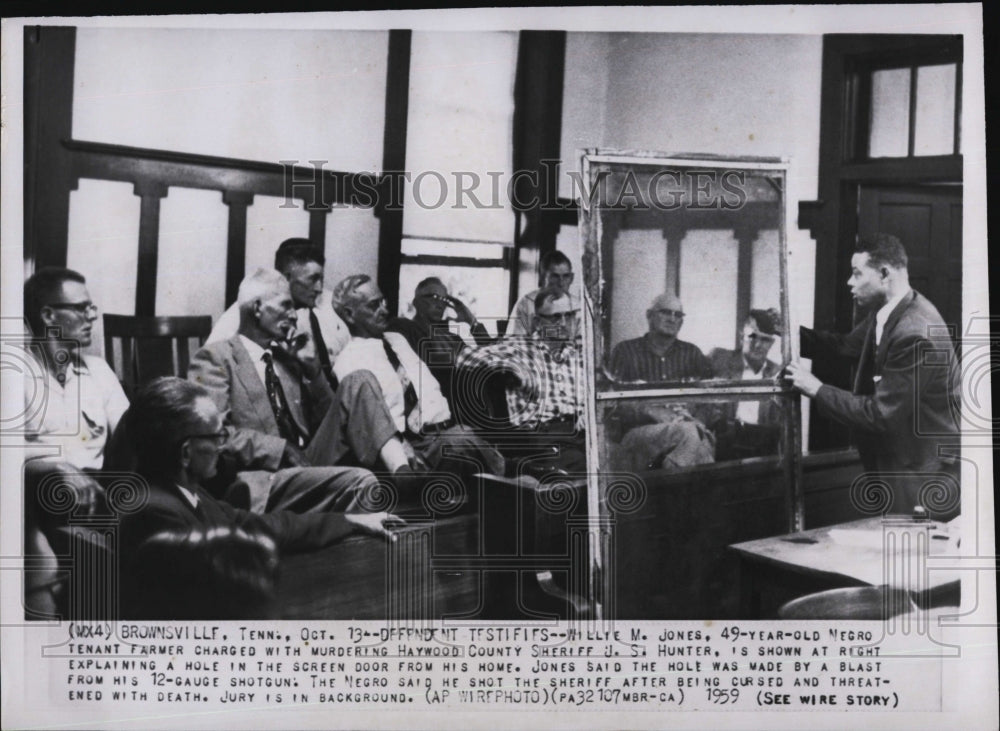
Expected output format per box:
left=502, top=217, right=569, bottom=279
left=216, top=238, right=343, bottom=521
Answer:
left=797, top=34, right=963, bottom=451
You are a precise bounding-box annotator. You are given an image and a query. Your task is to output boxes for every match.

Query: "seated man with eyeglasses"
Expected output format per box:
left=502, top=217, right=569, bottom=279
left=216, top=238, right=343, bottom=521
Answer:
left=387, top=277, right=493, bottom=416
left=19, top=268, right=128, bottom=613
left=118, top=378, right=399, bottom=591
left=457, top=287, right=587, bottom=474
left=605, top=292, right=716, bottom=472
left=707, top=309, right=784, bottom=461
left=324, top=275, right=504, bottom=489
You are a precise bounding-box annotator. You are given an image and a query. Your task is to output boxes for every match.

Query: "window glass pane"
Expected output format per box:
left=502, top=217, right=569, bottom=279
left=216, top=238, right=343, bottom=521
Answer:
left=869, top=67, right=911, bottom=158
left=397, top=263, right=510, bottom=336
left=602, top=395, right=783, bottom=474
left=914, top=63, right=957, bottom=156
left=401, top=238, right=507, bottom=259
left=590, top=162, right=785, bottom=388
left=403, top=32, right=518, bottom=243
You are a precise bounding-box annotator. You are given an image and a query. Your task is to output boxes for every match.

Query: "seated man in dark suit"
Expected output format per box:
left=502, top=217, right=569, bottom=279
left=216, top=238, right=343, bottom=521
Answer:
left=188, top=268, right=380, bottom=513
left=387, top=277, right=493, bottom=415
left=707, top=308, right=784, bottom=460
left=118, top=377, right=397, bottom=560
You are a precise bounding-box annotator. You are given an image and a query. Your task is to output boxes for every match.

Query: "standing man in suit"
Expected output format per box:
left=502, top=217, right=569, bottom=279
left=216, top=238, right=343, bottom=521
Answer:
left=786, top=234, right=961, bottom=516
left=207, top=238, right=349, bottom=388
left=188, top=269, right=378, bottom=514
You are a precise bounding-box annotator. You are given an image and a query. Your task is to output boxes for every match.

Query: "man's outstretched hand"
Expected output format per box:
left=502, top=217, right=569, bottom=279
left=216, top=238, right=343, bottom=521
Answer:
left=346, top=511, right=406, bottom=540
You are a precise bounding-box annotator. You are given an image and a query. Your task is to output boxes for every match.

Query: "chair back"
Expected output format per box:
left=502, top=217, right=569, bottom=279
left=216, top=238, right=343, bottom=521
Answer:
left=103, top=314, right=212, bottom=395
left=778, top=585, right=914, bottom=620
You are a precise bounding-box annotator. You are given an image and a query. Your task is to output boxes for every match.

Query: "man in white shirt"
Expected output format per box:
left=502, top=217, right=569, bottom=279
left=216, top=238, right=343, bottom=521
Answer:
left=329, top=274, right=504, bottom=482
left=21, top=268, right=128, bottom=514
left=708, top=308, right=784, bottom=460
left=207, top=238, right=349, bottom=387
left=20, top=267, right=130, bottom=613
left=505, top=250, right=580, bottom=337
left=787, top=234, right=960, bottom=516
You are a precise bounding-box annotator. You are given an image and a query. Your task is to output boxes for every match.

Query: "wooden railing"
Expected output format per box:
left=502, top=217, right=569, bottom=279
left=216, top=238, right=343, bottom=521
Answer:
left=60, top=139, right=386, bottom=315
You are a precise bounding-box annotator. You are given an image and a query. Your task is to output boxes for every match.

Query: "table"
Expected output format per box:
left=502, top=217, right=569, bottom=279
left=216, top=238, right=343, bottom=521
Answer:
left=729, top=516, right=960, bottom=618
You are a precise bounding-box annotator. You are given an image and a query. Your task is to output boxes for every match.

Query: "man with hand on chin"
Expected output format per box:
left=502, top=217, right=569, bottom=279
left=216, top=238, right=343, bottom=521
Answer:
left=387, top=277, right=494, bottom=414
left=188, top=269, right=379, bottom=514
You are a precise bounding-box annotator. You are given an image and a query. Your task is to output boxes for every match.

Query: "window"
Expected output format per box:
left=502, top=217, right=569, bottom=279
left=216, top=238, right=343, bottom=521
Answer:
left=397, top=31, right=519, bottom=326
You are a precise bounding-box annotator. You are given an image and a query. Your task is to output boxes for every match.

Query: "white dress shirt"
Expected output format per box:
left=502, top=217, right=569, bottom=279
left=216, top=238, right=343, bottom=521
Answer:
left=23, top=351, right=129, bottom=470
left=238, top=335, right=270, bottom=387
left=875, top=289, right=910, bottom=346
left=208, top=290, right=350, bottom=364
left=735, top=360, right=765, bottom=424
left=333, top=333, right=451, bottom=433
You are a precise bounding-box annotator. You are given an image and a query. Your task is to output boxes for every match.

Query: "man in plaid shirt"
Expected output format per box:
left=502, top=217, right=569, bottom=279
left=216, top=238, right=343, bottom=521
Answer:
left=457, top=287, right=585, bottom=472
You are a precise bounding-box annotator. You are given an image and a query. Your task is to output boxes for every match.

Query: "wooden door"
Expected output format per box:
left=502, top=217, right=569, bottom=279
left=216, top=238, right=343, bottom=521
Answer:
left=857, top=184, right=962, bottom=340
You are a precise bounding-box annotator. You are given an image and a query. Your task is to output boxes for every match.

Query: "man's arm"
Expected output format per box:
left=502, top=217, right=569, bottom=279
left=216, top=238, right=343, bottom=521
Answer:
left=800, top=318, right=870, bottom=360
left=187, top=346, right=286, bottom=471
left=807, top=332, right=925, bottom=434
left=504, top=295, right=532, bottom=337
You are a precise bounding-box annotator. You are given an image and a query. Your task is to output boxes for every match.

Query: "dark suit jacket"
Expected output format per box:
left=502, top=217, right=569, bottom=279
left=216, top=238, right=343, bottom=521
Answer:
left=119, top=480, right=355, bottom=556
left=802, top=290, right=960, bottom=477
left=387, top=316, right=493, bottom=411
left=188, top=336, right=334, bottom=471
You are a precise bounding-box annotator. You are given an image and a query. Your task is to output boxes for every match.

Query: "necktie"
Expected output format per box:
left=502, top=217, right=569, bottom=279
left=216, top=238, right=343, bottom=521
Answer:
left=309, top=309, right=338, bottom=390
left=262, top=351, right=304, bottom=446
left=382, top=339, right=419, bottom=433
left=855, top=321, right=877, bottom=395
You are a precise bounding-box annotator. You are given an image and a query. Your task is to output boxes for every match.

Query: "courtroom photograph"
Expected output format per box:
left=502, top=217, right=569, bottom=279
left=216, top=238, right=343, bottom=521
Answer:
left=9, top=23, right=972, bottom=626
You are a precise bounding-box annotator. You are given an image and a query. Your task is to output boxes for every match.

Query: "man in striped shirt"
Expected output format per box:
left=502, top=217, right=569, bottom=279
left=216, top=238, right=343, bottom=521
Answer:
left=457, top=287, right=585, bottom=473
left=607, top=292, right=712, bottom=383
left=605, top=292, right=716, bottom=472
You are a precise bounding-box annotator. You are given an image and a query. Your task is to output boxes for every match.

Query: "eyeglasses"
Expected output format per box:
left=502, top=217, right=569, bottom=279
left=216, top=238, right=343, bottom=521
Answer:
left=183, top=431, right=227, bottom=447
left=536, top=312, right=577, bottom=324
left=416, top=293, right=449, bottom=304
left=46, top=301, right=98, bottom=316
left=651, top=308, right=685, bottom=319
left=360, top=296, right=386, bottom=312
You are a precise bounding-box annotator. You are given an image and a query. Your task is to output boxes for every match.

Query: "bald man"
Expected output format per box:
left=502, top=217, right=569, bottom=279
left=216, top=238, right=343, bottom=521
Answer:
left=608, top=293, right=713, bottom=382
left=605, top=292, right=715, bottom=472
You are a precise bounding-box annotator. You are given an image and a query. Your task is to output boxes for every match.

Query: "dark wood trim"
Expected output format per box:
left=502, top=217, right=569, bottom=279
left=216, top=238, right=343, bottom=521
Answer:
left=734, top=229, right=755, bottom=348
left=907, top=65, right=918, bottom=158
left=64, top=139, right=381, bottom=206
left=376, top=29, right=411, bottom=316
left=308, top=207, right=330, bottom=253
left=799, top=34, right=963, bottom=451
left=953, top=60, right=963, bottom=156
left=134, top=182, right=167, bottom=316
left=399, top=254, right=507, bottom=269
left=222, top=190, right=253, bottom=308
left=23, top=26, right=76, bottom=271
left=512, top=31, right=567, bottom=298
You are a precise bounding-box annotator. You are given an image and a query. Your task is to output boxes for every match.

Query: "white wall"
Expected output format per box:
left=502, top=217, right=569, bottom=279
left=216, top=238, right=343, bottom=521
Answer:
left=67, top=28, right=388, bottom=353
left=561, top=31, right=822, bottom=443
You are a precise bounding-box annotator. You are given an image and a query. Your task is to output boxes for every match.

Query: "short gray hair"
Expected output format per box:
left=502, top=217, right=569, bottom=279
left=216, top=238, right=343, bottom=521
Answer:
left=330, top=274, right=372, bottom=319
left=237, top=268, right=288, bottom=313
